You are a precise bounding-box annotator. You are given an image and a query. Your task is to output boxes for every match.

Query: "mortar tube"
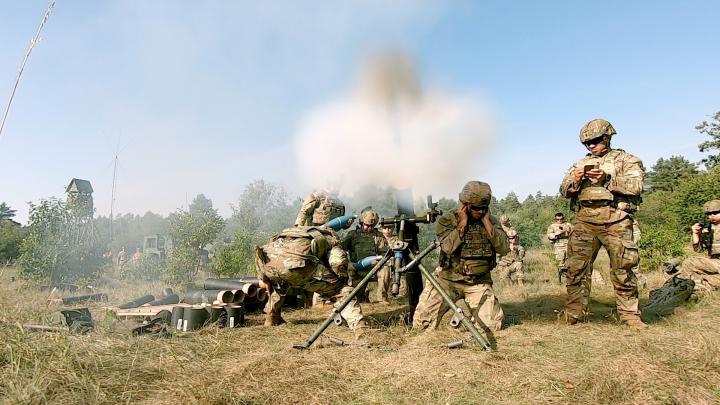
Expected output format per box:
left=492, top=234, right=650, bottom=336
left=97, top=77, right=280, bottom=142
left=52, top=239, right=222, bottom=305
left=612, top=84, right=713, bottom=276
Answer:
left=182, top=290, right=234, bottom=304
left=230, top=290, right=245, bottom=304
left=255, top=288, right=268, bottom=303
left=232, top=276, right=260, bottom=288
left=203, top=279, right=258, bottom=297
left=61, top=293, right=108, bottom=305
left=118, top=294, right=155, bottom=309
left=146, top=294, right=180, bottom=306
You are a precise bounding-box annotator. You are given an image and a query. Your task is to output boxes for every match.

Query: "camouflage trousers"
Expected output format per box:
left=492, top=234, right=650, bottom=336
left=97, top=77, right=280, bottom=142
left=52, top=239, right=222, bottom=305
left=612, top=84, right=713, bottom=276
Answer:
left=413, top=271, right=504, bottom=332
left=376, top=266, right=391, bottom=302
left=259, top=262, right=365, bottom=330
left=677, top=256, right=720, bottom=298
left=554, top=243, right=568, bottom=270
left=495, top=262, right=524, bottom=283
left=565, top=218, right=640, bottom=321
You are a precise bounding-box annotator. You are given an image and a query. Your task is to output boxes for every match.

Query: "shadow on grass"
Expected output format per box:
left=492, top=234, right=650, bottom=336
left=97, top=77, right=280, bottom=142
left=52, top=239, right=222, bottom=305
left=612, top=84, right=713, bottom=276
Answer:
left=501, top=294, right=622, bottom=326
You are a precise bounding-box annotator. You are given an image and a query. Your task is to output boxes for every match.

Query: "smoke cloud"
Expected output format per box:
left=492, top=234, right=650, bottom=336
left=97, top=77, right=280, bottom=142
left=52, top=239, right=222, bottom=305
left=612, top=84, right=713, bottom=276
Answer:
left=294, top=52, right=497, bottom=199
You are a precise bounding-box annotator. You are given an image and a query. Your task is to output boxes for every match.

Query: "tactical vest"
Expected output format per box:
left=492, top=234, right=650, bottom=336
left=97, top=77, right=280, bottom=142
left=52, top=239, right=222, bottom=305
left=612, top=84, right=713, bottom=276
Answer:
left=310, top=195, right=345, bottom=225
left=348, top=230, right=381, bottom=262
left=709, top=226, right=720, bottom=257
left=460, top=223, right=494, bottom=259
left=572, top=150, right=641, bottom=215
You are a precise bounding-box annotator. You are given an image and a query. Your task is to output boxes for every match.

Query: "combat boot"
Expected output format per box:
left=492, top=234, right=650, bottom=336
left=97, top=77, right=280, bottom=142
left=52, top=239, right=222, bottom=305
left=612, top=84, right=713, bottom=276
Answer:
left=623, top=316, right=648, bottom=330
left=264, top=313, right=286, bottom=326
left=557, top=310, right=581, bottom=325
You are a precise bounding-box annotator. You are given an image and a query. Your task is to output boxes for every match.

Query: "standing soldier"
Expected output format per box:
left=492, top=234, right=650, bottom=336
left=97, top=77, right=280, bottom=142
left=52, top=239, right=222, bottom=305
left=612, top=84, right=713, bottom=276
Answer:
left=547, top=212, right=572, bottom=283
left=116, top=246, right=128, bottom=275
left=414, top=181, right=509, bottom=332
left=342, top=209, right=385, bottom=303
left=559, top=118, right=646, bottom=329
left=495, top=229, right=525, bottom=287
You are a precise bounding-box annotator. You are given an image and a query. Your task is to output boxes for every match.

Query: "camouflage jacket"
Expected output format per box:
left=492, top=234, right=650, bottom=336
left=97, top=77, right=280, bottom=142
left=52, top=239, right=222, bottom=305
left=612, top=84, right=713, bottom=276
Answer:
left=560, top=148, right=644, bottom=225
left=498, top=244, right=525, bottom=266
left=546, top=223, right=572, bottom=246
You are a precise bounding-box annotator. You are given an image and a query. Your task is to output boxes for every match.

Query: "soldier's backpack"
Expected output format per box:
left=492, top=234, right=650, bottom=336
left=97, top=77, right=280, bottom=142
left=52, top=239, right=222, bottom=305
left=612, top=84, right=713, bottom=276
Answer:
left=312, top=195, right=345, bottom=225
left=642, top=276, right=695, bottom=319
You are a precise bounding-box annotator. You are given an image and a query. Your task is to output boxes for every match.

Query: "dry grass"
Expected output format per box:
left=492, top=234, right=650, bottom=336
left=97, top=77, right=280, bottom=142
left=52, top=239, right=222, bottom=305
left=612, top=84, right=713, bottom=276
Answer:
left=1, top=250, right=719, bottom=405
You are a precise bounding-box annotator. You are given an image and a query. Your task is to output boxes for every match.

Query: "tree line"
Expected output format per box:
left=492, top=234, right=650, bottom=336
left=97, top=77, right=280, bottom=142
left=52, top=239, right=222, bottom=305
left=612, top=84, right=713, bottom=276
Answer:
left=1, top=111, right=718, bottom=283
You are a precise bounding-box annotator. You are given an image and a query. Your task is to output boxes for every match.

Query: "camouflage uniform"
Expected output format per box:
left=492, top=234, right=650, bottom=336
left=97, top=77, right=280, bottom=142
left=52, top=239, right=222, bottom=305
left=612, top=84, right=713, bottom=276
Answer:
left=547, top=222, right=572, bottom=270
left=341, top=210, right=386, bottom=302
left=116, top=247, right=128, bottom=275
left=560, top=119, right=645, bottom=325
left=495, top=240, right=525, bottom=286
left=414, top=181, right=509, bottom=331
left=671, top=200, right=720, bottom=298
left=294, top=191, right=345, bottom=226
left=256, top=226, right=365, bottom=329
left=500, top=215, right=515, bottom=236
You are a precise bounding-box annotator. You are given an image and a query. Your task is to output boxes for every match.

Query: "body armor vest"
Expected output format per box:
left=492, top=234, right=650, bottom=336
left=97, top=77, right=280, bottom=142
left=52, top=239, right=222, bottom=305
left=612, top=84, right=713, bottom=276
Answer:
left=460, top=222, right=494, bottom=259
left=349, top=230, right=380, bottom=262
left=572, top=149, right=641, bottom=217
left=709, top=226, right=720, bottom=257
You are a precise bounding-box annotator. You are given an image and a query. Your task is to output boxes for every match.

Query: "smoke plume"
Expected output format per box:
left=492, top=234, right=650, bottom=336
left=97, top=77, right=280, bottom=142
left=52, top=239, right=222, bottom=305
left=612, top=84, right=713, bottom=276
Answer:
left=294, top=52, right=497, bottom=199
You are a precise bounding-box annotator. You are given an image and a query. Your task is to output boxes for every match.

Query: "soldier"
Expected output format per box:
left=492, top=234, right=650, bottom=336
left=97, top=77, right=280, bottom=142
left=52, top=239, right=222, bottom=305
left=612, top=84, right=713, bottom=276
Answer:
left=495, top=229, right=525, bottom=287
left=342, top=209, right=385, bottom=303
left=131, top=247, right=142, bottom=266
left=413, top=181, right=509, bottom=332
left=295, top=188, right=348, bottom=306
left=663, top=199, right=720, bottom=298
left=116, top=247, right=128, bottom=274
left=255, top=225, right=366, bottom=330
left=295, top=188, right=345, bottom=227
left=547, top=212, right=572, bottom=283
left=500, top=214, right=514, bottom=235
left=380, top=223, right=406, bottom=298
left=559, top=118, right=646, bottom=329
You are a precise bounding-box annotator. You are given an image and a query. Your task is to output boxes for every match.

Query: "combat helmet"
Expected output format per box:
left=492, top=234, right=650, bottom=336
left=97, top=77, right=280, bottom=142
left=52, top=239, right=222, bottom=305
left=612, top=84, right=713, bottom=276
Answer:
left=360, top=209, right=379, bottom=226
left=703, top=199, right=720, bottom=214
left=579, top=118, right=616, bottom=143
left=459, top=181, right=492, bottom=207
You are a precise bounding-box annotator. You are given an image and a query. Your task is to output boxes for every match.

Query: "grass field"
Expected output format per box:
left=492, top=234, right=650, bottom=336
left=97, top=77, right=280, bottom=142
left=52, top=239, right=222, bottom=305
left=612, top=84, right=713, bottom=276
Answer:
left=1, top=249, right=718, bottom=404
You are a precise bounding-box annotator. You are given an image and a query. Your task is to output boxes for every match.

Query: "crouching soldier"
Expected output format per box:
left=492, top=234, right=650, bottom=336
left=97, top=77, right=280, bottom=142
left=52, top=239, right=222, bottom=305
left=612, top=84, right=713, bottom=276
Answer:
left=662, top=199, right=720, bottom=298
left=255, top=226, right=366, bottom=330
left=495, top=229, right=525, bottom=287
left=413, top=181, right=509, bottom=332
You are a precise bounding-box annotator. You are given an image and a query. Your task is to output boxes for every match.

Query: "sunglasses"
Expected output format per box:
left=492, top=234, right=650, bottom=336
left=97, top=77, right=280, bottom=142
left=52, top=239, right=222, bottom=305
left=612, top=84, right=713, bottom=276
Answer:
left=469, top=205, right=488, bottom=212
left=705, top=211, right=720, bottom=216
left=582, top=136, right=605, bottom=147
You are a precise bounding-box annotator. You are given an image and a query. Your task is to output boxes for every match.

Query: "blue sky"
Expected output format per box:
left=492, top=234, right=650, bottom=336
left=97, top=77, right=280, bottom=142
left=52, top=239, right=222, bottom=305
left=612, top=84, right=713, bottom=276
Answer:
left=1, top=1, right=718, bottom=224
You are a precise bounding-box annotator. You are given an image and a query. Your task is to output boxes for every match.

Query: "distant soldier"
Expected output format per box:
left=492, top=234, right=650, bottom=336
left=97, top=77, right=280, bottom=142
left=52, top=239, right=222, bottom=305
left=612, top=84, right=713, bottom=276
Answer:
left=380, top=223, right=405, bottom=299
left=559, top=118, right=646, bottom=329
left=295, top=189, right=345, bottom=227
left=663, top=199, right=720, bottom=298
left=546, top=212, right=572, bottom=283
left=495, top=229, right=525, bottom=287
left=341, top=209, right=385, bottom=303
left=116, top=247, right=128, bottom=274
left=256, top=226, right=366, bottom=330
left=414, top=181, right=509, bottom=332
left=500, top=214, right=514, bottom=235
left=131, top=247, right=142, bottom=266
